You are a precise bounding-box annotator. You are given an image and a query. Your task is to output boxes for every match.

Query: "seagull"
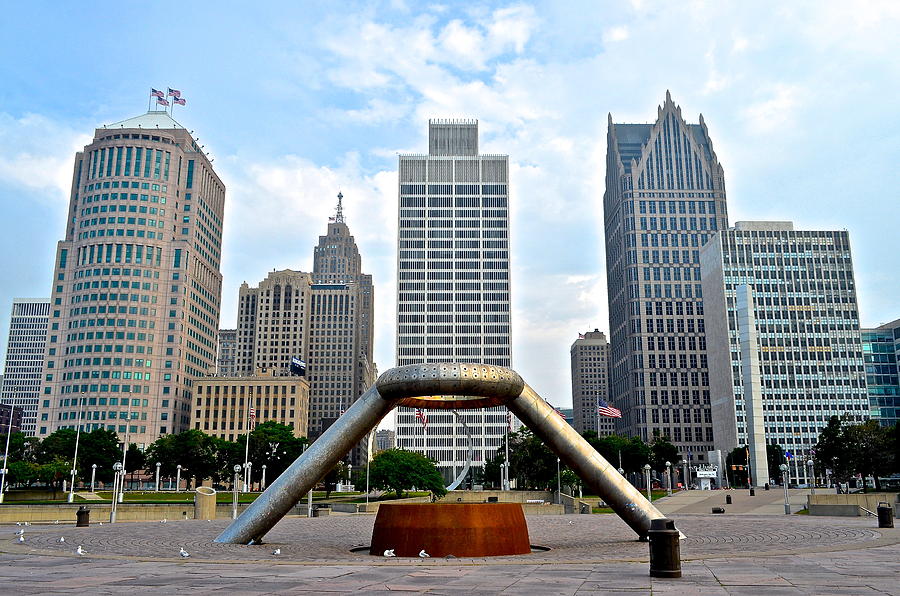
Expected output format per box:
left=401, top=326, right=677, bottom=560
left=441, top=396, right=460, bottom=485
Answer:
left=54, top=520, right=59, bottom=525
left=58, top=537, right=66, bottom=543
left=383, top=549, right=396, bottom=557
left=272, top=548, right=281, bottom=555
left=24, top=522, right=30, bottom=526
left=15, top=522, right=21, bottom=526
left=98, top=522, right=103, bottom=526
left=160, top=518, right=167, bottom=523
left=179, top=547, right=190, bottom=558
left=568, top=520, right=575, bottom=525
left=76, top=545, right=85, bottom=555
left=418, top=549, right=430, bottom=558
left=15, top=529, right=25, bottom=536
left=17, top=535, right=25, bottom=544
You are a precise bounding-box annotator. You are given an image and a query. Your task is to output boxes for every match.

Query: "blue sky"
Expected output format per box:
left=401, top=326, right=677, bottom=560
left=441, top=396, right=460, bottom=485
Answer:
left=1, top=1, right=898, bottom=409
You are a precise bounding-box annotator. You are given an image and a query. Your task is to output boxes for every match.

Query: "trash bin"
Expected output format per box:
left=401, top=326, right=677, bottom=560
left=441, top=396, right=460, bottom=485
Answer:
left=749, top=488, right=755, bottom=496
left=726, top=495, right=732, bottom=505
left=877, top=502, right=894, bottom=528
left=194, top=486, right=217, bottom=520
left=76, top=506, right=90, bottom=527
left=764, top=483, right=770, bottom=491
left=648, top=518, right=681, bottom=578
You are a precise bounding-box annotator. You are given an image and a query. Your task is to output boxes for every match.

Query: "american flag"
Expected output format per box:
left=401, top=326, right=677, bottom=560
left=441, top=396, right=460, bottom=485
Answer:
left=156, top=97, right=170, bottom=107
left=578, top=333, right=585, bottom=339
left=507, top=410, right=513, bottom=432
left=555, top=407, right=567, bottom=420
left=249, top=407, right=256, bottom=429
left=597, top=399, right=622, bottom=418
left=173, top=97, right=186, bottom=106
left=415, top=408, right=428, bottom=429
left=151, top=88, right=164, bottom=98
left=167, top=88, right=182, bottom=98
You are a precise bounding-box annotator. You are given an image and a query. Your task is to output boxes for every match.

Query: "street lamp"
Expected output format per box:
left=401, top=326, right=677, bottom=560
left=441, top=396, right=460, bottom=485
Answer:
left=245, top=461, right=253, bottom=492
left=90, top=463, right=97, bottom=492
left=0, top=396, right=16, bottom=504
left=155, top=462, right=161, bottom=492
left=643, top=463, right=652, bottom=501
left=556, top=458, right=561, bottom=504
left=261, top=464, right=267, bottom=490
left=110, top=461, right=123, bottom=522
left=807, top=459, right=815, bottom=496
left=665, top=461, right=673, bottom=496
left=175, top=464, right=182, bottom=493
left=68, top=392, right=86, bottom=503
left=779, top=463, right=790, bottom=515
left=232, top=464, right=242, bottom=519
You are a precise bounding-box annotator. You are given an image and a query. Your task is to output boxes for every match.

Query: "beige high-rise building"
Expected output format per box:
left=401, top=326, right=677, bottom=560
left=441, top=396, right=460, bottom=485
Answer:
left=216, top=328, right=237, bottom=376
left=570, top=330, right=612, bottom=436
left=233, top=196, right=375, bottom=464
left=36, top=110, right=225, bottom=446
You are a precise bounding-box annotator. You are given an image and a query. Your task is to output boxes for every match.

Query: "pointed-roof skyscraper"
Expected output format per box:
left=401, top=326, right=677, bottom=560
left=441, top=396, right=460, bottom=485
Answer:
left=603, top=92, right=729, bottom=467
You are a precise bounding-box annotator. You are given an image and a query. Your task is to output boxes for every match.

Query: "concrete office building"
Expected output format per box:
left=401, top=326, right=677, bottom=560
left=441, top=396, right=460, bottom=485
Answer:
left=570, top=330, right=613, bottom=436
left=216, top=329, right=237, bottom=376
left=36, top=110, right=226, bottom=446
left=375, top=429, right=396, bottom=453
left=395, top=120, right=513, bottom=484
left=0, top=299, right=50, bottom=435
left=861, top=319, right=900, bottom=427
left=191, top=370, right=310, bottom=440
left=234, top=198, right=375, bottom=464
left=701, top=221, right=869, bottom=485
left=603, top=92, right=729, bottom=462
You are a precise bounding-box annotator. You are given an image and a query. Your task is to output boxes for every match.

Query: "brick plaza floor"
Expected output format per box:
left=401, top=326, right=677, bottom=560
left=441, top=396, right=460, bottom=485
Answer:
left=2, top=513, right=898, bottom=594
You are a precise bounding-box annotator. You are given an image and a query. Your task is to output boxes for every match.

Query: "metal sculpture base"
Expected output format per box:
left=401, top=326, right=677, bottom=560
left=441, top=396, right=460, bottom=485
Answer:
left=369, top=503, right=531, bottom=557
left=216, top=363, right=670, bottom=545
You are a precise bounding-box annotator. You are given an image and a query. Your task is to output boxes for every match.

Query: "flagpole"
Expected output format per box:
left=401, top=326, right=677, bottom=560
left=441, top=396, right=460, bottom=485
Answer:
left=243, top=390, right=252, bottom=492
left=147, top=91, right=151, bottom=112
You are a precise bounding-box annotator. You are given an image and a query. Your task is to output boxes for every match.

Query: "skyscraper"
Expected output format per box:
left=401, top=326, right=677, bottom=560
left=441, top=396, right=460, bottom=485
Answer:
left=604, top=92, right=728, bottom=461
left=700, top=221, right=869, bottom=485
left=0, top=298, right=49, bottom=435
left=570, top=329, right=612, bottom=436
left=216, top=328, right=237, bottom=376
left=860, top=319, right=899, bottom=427
left=36, top=110, right=226, bottom=446
left=233, top=196, right=375, bottom=463
left=395, top=119, right=512, bottom=484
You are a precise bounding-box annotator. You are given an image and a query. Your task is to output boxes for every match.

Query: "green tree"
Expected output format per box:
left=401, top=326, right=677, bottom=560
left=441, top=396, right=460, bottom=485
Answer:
left=369, top=449, right=447, bottom=499
left=124, top=443, right=146, bottom=485
left=649, top=432, right=682, bottom=472
left=581, top=431, right=651, bottom=474
left=35, top=458, right=70, bottom=498
left=0, top=431, right=39, bottom=464
left=7, top=460, right=38, bottom=487
left=36, top=428, right=77, bottom=464
left=247, top=421, right=308, bottom=485
left=766, top=444, right=786, bottom=482
left=507, top=428, right=557, bottom=490
left=145, top=430, right=218, bottom=486
left=814, top=416, right=854, bottom=484
left=77, top=429, right=122, bottom=483
left=845, top=420, right=895, bottom=490
left=322, top=461, right=349, bottom=499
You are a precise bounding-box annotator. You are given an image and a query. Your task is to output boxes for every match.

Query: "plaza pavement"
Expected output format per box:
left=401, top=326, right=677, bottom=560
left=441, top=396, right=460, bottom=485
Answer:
left=1, top=506, right=897, bottom=594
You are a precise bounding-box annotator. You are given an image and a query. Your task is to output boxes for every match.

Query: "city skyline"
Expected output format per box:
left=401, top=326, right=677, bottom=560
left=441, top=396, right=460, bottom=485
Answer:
left=1, top=2, right=898, bottom=414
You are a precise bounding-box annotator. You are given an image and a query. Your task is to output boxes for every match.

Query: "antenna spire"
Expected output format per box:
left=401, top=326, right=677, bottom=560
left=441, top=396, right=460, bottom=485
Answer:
left=334, top=191, right=345, bottom=223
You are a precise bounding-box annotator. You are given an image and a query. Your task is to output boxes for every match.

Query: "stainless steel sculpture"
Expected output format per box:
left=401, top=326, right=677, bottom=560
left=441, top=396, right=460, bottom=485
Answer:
left=216, top=363, right=668, bottom=544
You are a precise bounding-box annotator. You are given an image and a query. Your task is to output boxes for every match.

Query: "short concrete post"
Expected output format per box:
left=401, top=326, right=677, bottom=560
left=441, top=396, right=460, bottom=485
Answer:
left=194, top=486, right=217, bottom=520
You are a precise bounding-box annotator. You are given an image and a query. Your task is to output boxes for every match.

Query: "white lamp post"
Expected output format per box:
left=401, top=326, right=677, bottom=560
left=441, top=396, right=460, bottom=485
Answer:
left=175, top=464, right=182, bottom=493
left=110, top=461, right=123, bottom=522
left=807, top=459, right=815, bottom=496
left=261, top=464, right=267, bottom=491
left=665, top=461, right=672, bottom=496
left=556, top=458, right=561, bottom=504
left=90, top=463, right=97, bottom=492
left=643, top=463, right=652, bottom=501
left=155, top=462, right=161, bottom=492
left=232, top=464, right=242, bottom=519
left=245, top=461, right=253, bottom=492
left=0, top=394, right=16, bottom=504
left=780, top=463, right=790, bottom=514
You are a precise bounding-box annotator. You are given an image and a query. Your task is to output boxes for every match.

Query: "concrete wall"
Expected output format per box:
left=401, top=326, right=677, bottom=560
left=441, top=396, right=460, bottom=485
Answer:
left=807, top=492, right=898, bottom=515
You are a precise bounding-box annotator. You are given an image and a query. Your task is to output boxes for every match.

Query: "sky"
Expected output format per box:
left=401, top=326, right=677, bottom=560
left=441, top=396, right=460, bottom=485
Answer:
left=0, top=1, right=898, bottom=413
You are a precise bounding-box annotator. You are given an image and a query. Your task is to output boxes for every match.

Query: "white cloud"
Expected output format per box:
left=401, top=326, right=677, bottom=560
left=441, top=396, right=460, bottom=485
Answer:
left=0, top=113, right=92, bottom=202
left=740, top=84, right=804, bottom=134
left=602, top=25, right=629, bottom=44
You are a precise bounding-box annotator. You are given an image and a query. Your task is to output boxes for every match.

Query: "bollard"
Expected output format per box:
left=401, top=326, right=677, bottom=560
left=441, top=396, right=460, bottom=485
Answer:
left=76, top=506, right=90, bottom=527
left=726, top=495, right=732, bottom=505
left=194, top=486, right=217, bottom=520
left=876, top=502, right=894, bottom=528
left=765, top=483, right=770, bottom=491
left=648, top=518, right=681, bottom=578
left=711, top=507, right=725, bottom=514
left=749, top=488, right=755, bottom=496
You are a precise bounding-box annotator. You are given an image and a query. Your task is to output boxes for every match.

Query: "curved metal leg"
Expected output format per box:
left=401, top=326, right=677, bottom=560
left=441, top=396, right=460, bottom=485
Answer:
left=507, top=384, right=666, bottom=539
left=215, top=385, right=394, bottom=544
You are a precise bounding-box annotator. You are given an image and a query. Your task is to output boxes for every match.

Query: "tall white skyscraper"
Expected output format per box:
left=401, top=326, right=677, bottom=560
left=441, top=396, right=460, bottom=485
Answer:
left=395, top=120, right=512, bottom=485
left=0, top=298, right=50, bottom=435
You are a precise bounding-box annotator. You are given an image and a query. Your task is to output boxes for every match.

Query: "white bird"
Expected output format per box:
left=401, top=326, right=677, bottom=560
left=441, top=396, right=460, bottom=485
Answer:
left=160, top=518, right=167, bottom=524
left=58, top=537, right=66, bottom=543
left=54, top=520, right=59, bottom=525
left=568, top=520, right=575, bottom=525
left=24, top=522, right=30, bottom=526
left=418, top=549, right=430, bottom=558
left=15, top=522, right=21, bottom=526
left=17, top=535, right=25, bottom=544
left=179, top=547, right=190, bottom=558
left=383, top=549, right=396, bottom=557
left=272, top=548, right=281, bottom=555
left=98, top=522, right=103, bottom=526
left=15, top=529, right=25, bottom=536
left=76, top=545, right=85, bottom=555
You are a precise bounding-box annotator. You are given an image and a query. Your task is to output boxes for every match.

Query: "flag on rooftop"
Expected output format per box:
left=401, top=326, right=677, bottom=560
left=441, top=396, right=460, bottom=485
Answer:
left=150, top=88, right=164, bottom=98
left=598, top=400, right=622, bottom=418
left=156, top=97, right=169, bottom=106
left=167, top=88, right=181, bottom=98
left=173, top=97, right=186, bottom=106
left=415, top=408, right=428, bottom=429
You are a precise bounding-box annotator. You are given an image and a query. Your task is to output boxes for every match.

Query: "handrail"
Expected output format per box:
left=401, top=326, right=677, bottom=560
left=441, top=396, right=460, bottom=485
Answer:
left=859, top=506, right=876, bottom=517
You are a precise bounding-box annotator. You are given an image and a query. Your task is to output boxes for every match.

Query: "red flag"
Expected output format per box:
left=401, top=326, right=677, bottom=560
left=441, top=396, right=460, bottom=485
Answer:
left=249, top=407, right=256, bottom=429
left=173, top=97, right=186, bottom=106
left=157, top=97, right=170, bottom=107
left=151, top=88, right=164, bottom=98
left=415, top=408, right=428, bottom=429
left=167, top=88, right=182, bottom=98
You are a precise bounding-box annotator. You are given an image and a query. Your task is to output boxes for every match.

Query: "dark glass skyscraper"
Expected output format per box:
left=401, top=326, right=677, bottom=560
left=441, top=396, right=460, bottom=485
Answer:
left=603, top=92, right=728, bottom=460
